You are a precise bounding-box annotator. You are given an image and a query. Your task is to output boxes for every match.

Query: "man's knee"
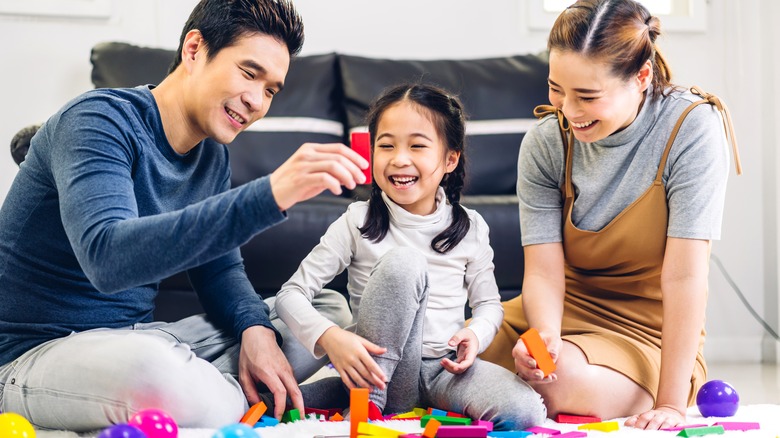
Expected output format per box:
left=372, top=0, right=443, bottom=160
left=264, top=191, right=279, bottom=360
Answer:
left=313, top=289, right=352, bottom=328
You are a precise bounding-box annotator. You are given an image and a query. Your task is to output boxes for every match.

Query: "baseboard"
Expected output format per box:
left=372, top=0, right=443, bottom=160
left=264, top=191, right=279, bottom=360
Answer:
left=705, top=335, right=764, bottom=362
left=761, top=336, right=780, bottom=364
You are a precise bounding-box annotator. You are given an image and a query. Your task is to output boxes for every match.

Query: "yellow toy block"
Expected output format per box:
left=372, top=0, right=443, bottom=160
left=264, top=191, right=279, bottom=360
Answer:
left=357, top=422, right=404, bottom=437
left=577, top=420, right=619, bottom=432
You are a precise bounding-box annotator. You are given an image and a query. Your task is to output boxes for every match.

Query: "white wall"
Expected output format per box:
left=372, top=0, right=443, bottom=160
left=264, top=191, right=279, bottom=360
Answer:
left=0, top=0, right=775, bottom=362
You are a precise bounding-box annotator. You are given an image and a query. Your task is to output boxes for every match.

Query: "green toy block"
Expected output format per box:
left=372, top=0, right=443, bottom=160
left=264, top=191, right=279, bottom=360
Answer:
left=420, top=414, right=472, bottom=426
left=677, top=425, right=726, bottom=436
left=281, top=408, right=301, bottom=423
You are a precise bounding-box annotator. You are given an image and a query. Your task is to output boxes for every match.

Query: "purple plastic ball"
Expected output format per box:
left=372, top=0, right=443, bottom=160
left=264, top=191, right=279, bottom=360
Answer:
left=696, top=379, right=740, bottom=417
left=98, top=424, right=147, bottom=438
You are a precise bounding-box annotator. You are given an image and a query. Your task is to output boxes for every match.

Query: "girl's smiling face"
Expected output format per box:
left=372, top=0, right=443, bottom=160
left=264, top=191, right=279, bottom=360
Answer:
left=372, top=101, right=460, bottom=216
left=548, top=49, right=651, bottom=143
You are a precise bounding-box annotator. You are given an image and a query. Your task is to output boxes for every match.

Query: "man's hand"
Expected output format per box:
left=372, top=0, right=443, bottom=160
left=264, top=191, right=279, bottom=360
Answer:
left=270, top=143, right=369, bottom=211
left=512, top=329, right=560, bottom=382
left=239, top=325, right=303, bottom=419
left=317, top=326, right=387, bottom=390
left=440, top=328, right=479, bottom=374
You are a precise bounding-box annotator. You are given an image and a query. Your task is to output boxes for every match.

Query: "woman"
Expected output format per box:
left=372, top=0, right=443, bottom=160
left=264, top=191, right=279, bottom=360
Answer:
left=480, top=0, right=740, bottom=431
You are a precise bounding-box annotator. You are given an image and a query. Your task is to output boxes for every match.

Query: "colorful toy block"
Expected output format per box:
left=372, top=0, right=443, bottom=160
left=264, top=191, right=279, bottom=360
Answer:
left=520, top=328, right=556, bottom=377
left=351, top=388, right=370, bottom=438
left=524, top=425, right=561, bottom=435
left=429, top=408, right=447, bottom=416
left=240, top=401, right=267, bottom=426
left=662, top=424, right=708, bottom=431
left=330, top=412, right=344, bottom=422
left=420, top=415, right=472, bottom=426
left=368, top=401, right=383, bottom=421
left=474, top=420, right=494, bottom=432
left=357, top=421, right=405, bottom=437
left=281, top=408, right=301, bottom=423
left=677, top=425, right=725, bottom=436
left=577, top=421, right=618, bottom=432
left=713, top=421, right=760, bottom=431
left=253, top=415, right=279, bottom=428
left=487, top=431, right=532, bottom=437
left=421, top=418, right=440, bottom=438
left=557, top=432, right=587, bottom=438
left=304, top=406, right=331, bottom=420
left=435, top=425, right=488, bottom=437
left=351, top=132, right=372, bottom=184
left=556, top=413, right=601, bottom=424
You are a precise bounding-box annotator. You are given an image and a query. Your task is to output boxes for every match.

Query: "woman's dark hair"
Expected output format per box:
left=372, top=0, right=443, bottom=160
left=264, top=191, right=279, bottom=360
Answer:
left=168, top=0, right=304, bottom=74
left=359, top=83, right=470, bottom=254
left=549, top=0, right=674, bottom=98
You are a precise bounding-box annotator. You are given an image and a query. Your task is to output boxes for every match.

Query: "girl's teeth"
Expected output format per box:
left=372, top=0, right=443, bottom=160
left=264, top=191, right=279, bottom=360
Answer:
left=572, top=120, right=595, bottom=128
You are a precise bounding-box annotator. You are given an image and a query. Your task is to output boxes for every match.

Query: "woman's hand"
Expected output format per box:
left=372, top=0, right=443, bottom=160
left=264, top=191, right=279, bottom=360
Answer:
left=317, top=326, right=387, bottom=390
left=511, top=330, right=560, bottom=382
left=624, top=405, right=686, bottom=430
left=440, top=328, right=479, bottom=374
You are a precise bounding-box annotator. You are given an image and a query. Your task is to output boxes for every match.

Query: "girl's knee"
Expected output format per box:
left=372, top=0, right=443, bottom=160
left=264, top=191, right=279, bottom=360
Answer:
left=374, top=247, right=427, bottom=284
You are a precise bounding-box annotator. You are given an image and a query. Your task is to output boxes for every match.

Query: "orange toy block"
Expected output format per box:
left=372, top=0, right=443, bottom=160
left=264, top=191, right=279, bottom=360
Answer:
left=239, top=401, right=267, bottom=426
left=422, top=418, right=441, bottom=438
left=520, top=328, right=556, bottom=377
left=350, top=388, right=370, bottom=438
left=330, top=412, right=345, bottom=422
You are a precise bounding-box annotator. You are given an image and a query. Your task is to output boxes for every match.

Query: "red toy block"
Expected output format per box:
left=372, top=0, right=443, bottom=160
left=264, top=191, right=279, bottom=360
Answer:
left=239, top=401, right=267, bottom=426
left=556, top=413, right=601, bottom=424
left=304, top=406, right=330, bottom=420
left=520, top=328, right=556, bottom=377
left=367, top=400, right=383, bottom=421
left=351, top=131, right=372, bottom=184
left=350, top=388, right=369, bottom=438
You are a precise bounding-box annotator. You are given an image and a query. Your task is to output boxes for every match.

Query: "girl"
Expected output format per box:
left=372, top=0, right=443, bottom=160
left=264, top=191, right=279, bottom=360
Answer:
left=275, top=83, right=546, bottom=430
left=480, top=0, right=740, bottom=431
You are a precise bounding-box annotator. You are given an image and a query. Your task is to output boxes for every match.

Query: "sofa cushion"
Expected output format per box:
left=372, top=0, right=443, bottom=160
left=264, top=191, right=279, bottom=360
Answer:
left=90, top=42, right=346, bottom=185
left=338, top=53, right=549, bottom=196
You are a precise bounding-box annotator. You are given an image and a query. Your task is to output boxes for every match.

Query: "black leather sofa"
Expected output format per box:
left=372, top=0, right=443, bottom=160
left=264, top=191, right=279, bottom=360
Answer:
left=14, top=42, right=551, bottom=322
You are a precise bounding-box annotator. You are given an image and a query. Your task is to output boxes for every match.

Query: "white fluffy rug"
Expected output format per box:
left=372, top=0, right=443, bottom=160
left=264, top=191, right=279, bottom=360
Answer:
left=36, top=404, right=780, bottom=437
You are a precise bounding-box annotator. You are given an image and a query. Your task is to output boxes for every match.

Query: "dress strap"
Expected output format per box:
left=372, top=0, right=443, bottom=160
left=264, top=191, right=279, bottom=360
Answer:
left=691, top=86, right=742, bottom=175
left=534, top=105, right=575, bottom=199
left=655, top=86, right=742, bottom=182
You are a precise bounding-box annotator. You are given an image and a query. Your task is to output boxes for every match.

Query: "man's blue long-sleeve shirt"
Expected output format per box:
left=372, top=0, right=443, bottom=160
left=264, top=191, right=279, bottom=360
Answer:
left=0, top=86, right=286, bottom=366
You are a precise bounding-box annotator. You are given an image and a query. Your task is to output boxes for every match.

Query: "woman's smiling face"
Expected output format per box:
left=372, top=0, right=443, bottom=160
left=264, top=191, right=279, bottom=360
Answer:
left=548, top=49, right=650, bottom=143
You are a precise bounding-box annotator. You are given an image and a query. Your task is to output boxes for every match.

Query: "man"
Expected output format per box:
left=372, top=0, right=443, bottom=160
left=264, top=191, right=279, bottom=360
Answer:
left=0, top=0, right=364, bottom=431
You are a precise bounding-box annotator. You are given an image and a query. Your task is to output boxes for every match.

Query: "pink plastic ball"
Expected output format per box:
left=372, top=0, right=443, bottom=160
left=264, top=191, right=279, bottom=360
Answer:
left=128, top=409, right=178, bottom=438
left=696, top=379, right=740, bottom=417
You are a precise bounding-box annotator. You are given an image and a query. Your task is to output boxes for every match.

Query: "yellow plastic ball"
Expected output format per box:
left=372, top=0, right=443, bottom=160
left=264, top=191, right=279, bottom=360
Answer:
left=0, top=412, right=36, bottom=438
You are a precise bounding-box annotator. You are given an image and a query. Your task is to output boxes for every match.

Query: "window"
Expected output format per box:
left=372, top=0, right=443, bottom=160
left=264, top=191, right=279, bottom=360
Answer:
left=0, top=0, right=112, bottom=19
left=527, top=0, right=707, bottom=32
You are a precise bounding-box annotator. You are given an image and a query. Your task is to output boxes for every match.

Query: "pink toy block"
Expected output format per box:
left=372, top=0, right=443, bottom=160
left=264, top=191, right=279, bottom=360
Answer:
left=661, top=424, right=707, bottom=432
left=474, top=420, right=494, bottom=432
left=713, top=421, right=760, bottom=431
left=435, top=426, right=488, bottom=437
left=525, top=426, right=561, bottom=435
left=558, top=432, right=588, bottom=438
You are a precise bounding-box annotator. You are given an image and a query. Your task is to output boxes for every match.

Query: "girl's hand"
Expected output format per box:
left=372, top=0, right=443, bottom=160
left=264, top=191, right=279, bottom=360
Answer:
left=440, top=328, right=478, bottom=374
left=317, top=326, right=387, bottom=390
left=512, top=330, right=560, bottom=382
left=624, top=406, right=686, bottom=430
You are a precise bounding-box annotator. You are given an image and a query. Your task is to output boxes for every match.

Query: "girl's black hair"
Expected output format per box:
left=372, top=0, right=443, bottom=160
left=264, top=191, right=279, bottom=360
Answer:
left=358, top=83, right=470, bottom=254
